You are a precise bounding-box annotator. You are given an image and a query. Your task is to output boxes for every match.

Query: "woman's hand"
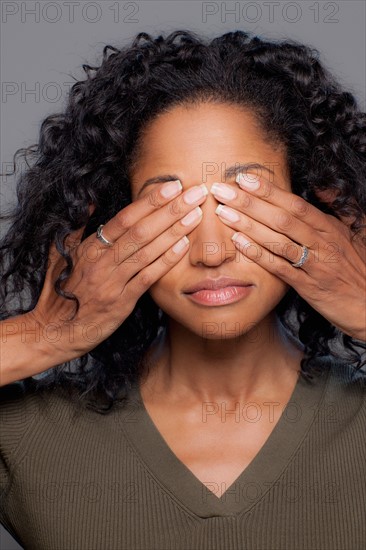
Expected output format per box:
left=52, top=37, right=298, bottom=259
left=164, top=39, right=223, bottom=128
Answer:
left=210, top=173, right=366, bottom=341
left=33, top=180, right=209, bottom=357
left=1, top=180, right=209, bottom=385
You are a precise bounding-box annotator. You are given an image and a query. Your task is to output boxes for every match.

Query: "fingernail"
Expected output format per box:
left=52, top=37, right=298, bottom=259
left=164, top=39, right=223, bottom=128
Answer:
left=181, top=206, right=203, bottom=226
left=183, top=184, right=209, bottom=204
left=231, top=232, right=250, bottom=247
left=236, top=173, right=260, bottom=190
left=215, top=205, right=240, bottom=222
left=172, top=235, right=189, bottom=253
left=160, top=180, right=183, bottom=198
left=210, top=182, right=237, bottom=200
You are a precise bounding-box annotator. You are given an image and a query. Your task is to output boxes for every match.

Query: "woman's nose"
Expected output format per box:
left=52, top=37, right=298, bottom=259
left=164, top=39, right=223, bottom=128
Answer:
left=187, top=188, right=238, bottom=267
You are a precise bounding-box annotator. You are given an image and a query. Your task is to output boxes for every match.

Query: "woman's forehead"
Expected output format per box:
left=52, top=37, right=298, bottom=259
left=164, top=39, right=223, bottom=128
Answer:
left=129, top=103, right=289, bottom=194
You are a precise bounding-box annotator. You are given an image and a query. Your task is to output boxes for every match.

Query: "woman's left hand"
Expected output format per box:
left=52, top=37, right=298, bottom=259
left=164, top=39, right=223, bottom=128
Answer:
left=210, top=173, right=366, bottom=341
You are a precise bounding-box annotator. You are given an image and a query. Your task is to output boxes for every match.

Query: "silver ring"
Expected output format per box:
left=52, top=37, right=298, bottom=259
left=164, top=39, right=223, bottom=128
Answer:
left=291, top=245, right=309, bottom=268
left=96, top=224, right=113, bottom=247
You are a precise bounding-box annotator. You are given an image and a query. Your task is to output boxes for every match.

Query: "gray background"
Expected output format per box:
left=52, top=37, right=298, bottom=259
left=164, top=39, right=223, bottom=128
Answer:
left=0, top=1, right=365, bottom=548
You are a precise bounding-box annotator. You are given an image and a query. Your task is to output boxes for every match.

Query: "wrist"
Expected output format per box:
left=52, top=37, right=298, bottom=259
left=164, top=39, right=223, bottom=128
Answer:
left=26, top=309, right=84, bottom=365
left=0, top=311, right=83, bottom=386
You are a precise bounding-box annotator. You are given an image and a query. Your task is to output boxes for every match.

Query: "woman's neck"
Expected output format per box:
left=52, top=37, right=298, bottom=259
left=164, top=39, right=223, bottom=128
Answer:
left=140, top=313, right=304, bottom=405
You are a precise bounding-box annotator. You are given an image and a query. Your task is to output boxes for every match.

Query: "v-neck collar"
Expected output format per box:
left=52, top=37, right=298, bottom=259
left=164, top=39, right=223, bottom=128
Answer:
left=118, top=356, right=332, bottom=518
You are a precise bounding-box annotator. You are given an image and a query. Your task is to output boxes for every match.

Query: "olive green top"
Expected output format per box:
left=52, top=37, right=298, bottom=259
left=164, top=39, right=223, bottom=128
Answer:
left=1, top=355, right=365, bottom=549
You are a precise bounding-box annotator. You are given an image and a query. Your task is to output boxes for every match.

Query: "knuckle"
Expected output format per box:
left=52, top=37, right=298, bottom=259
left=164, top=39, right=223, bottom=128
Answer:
left=241, top=215, right=252, bottom=231
left=261, top=181, right=274, bottom=199
left=161, top=250, right=176, bottom=267
left=147, top=189, right=164, bottom=209
left=129, top=222, right=150, bottom=244
left=239, top=192, right=252, bottom=209
left=290, top=197, right=311, bottom=218
left=167, top=197, right=184, bottom=217
left=92, top=288, right=107, bottom=304
left=115, top=210, right=133, bottom=231
left=169, top=222, right=183, bottom=239
left=161, top=248, right=179, bottom=267
left=276, top=211, right=294, bottom=231
left=138, top=270, right=153, bottom=289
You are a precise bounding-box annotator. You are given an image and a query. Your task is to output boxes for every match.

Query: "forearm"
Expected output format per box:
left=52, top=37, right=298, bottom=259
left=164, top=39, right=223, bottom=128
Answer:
left=0, top=312, right=80, bottom=386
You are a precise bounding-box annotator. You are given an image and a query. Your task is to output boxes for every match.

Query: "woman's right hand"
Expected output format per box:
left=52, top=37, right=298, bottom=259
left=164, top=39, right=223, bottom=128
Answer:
left=1, top=178, right=208, bottom=386
left=28, top=179, right=208, bottom=362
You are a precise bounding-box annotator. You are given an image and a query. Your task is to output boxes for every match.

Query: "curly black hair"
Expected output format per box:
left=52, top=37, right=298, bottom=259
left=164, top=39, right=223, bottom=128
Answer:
left=1, top=29, right=365, bottom=413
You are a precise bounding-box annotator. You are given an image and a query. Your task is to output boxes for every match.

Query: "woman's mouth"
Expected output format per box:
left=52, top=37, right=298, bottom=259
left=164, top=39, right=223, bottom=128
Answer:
left=184, top=285, right=254, bottom=306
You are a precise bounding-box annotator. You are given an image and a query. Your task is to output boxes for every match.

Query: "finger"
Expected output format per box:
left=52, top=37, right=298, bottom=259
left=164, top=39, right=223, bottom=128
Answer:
left=123, top=235, right=191, bottom=303
left=235, top=172, right=335, bottom=233
left=210, top=182, right=315, bottom=248
left=117, top=205, right=203, bottom=280
left=215, top=205, right=312, bottom=269
left=110, top=184, right=208, bottom=265
left=98, top=179, right=184, bottom=244
left=230, top=231, right=313, bottom=287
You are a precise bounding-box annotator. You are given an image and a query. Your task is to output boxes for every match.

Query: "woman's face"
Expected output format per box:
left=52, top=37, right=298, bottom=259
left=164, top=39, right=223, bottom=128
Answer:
left=129, top=102, right=292, bottom=339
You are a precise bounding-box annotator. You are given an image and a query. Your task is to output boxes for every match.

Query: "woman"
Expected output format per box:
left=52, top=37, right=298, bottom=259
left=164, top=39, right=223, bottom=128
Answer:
left=0, top=30, right=365, bottom=550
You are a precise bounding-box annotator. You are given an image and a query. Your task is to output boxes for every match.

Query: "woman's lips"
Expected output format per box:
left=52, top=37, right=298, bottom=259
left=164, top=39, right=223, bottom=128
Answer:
left=184, top=285, right=254, bottom=306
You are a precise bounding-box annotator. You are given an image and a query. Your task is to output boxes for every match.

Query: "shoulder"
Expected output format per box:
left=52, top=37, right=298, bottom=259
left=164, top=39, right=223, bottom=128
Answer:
left=0, top=381, right=68, bottom=451
left=0, top=379, right=135, bottom=452
left=0, top=380, right=41, bottom=439
left=321, top=356, right=366, bottom=421
left=0, top=379, right=74, bottom=421
left=0, top=380, right=129, bottom=495
left=0, top=380, right=89, bottom=474
left=309, top=353, right=365, bottom=388
left=326, top=356, right=366, bottom=390
left=0, top=381, right=51, bottom=494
